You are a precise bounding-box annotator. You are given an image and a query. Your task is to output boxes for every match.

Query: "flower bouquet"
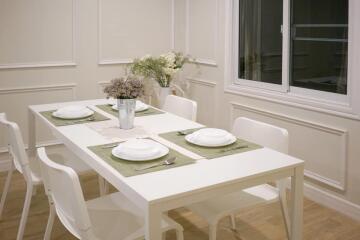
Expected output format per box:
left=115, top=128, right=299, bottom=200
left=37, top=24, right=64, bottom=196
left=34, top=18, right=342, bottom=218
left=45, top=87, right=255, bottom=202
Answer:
left=131, top=51, right=189, bottom=88
left=131, top=51, right=190, bottom=106
left=104, top=76, right=144, bottom=129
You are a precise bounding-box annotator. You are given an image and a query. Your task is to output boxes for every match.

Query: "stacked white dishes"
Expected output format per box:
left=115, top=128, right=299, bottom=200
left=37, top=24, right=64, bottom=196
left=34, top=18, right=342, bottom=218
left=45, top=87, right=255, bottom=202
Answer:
left=112, top=139, right=169, bottom=161
left=107, top=98, right=117, bottom=105
left=111, top=100, right=149, bottom=112
left=52, top=105, right=94, bottom=120
left=185, top=128, right=236, bottom=147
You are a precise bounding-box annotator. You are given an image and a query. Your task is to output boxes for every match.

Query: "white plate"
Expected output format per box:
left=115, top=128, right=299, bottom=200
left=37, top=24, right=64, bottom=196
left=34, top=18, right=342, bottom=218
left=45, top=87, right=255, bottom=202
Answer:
left=107, top=98, right=117, bottom=105
left=112, top=100, right=149, bottom=112
left=112, top=139, right=169, bottom=161
left=52, top=105, right=94, bottom=120
left=185, top=128, right=237, bottom=147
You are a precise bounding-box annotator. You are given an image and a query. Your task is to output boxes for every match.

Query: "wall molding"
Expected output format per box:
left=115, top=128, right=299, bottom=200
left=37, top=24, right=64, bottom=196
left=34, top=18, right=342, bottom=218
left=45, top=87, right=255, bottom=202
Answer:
left=187, top=77, right=217, bottom=125
left=230, top=102, right=348, bottom=191
left=97, top=81, right=111, bottom=95
left=0, top=140, right=63, bottom=172
left=0, top=0, right=77, bottom=70
left=225, top=85, right=360, bottom=121
left=187, top=77, right=217, bottom=87
left=97, top=81, right=111, bottom=87
left=0, top=83, right=77, bottom=172
left=98, top=0, right=175, bottom=65
left=0, top=83, right=77, bottom=99
left=185, top=0, right=219, bottom=67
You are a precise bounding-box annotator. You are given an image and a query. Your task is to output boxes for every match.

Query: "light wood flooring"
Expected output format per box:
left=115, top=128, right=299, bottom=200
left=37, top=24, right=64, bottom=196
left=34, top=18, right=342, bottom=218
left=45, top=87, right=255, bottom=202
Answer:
left=0, top=171, right=359, bottom=240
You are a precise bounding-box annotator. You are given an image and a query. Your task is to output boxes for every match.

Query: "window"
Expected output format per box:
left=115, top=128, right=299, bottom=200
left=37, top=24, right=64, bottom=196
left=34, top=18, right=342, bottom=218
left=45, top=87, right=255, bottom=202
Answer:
left=238, top=0, right=283, bottom=85
left=233, top=0, right=349, bottom=101
left=291, top=0, right=348, bottom=95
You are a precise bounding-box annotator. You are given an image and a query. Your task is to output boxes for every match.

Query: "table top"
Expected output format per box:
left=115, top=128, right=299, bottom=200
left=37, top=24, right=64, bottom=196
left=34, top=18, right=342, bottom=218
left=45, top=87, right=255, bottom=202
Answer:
left=29, top=99, right=304, bottom=204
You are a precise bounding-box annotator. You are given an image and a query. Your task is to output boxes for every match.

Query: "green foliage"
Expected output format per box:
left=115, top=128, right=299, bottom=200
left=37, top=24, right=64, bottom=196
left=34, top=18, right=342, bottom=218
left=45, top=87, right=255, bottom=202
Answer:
left=131, top=57, right=169, bottom=87
left=131, top=52, right=189, bottom=87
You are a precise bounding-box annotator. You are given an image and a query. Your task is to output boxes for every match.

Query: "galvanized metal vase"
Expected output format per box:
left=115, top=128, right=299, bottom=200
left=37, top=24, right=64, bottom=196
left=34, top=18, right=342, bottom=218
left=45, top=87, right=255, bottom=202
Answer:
left=117, top=98, right=136, bottom=129
left=158, top=87, right=170, bottom=108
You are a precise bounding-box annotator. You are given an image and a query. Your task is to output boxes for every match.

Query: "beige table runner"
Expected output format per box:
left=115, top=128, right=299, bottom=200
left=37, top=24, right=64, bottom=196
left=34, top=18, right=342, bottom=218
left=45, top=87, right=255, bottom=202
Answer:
left=96, top=104, right=165, bottom=118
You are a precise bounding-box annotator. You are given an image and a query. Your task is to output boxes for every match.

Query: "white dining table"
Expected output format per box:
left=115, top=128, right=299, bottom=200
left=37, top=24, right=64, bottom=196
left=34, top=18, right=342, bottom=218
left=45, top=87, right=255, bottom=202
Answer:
left=28, top=99, right=304, bottom=240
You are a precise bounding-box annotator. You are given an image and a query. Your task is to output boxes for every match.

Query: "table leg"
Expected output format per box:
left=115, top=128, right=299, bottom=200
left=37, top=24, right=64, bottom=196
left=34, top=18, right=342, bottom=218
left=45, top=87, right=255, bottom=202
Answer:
left=290, top=165, right=304, bottom=240
left=28, top=109, right=36, bottom=157
left=145, top=204, right=162, bottom=240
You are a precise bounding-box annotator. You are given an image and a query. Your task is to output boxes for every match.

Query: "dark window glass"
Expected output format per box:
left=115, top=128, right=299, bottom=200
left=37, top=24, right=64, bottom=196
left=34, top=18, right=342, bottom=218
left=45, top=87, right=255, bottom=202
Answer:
left=291, top=0, right=348, bottom=94
left=238, top=0, right=283, bottom=84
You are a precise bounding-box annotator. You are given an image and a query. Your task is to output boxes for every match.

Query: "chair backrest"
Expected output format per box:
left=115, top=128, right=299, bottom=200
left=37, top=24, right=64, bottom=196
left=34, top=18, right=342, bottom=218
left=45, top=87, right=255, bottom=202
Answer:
left=162, top=95, right=197, bottom=121
left=37, top=147, right=95, bottom=239
left=232, top=117, right=289, bottom=194
left=0, top=113, right=33, bottom=182
left=232, top=117, right=288, bottom=154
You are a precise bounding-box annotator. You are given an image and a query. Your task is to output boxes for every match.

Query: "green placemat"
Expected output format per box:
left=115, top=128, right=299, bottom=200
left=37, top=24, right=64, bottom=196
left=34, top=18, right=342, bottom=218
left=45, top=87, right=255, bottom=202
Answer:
left=40, top=110, right=110, bottom=127
left=88, top=142, right=195, bottom=177
left=96, top=104, right=165, bottom=118
left=159, top=128, right=263, bottom=159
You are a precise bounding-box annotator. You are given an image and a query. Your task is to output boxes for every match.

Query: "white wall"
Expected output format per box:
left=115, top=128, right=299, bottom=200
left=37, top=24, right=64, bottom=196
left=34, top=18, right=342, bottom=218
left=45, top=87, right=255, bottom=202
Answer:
left=175, top=0, right=360, bottom=221
left=0, top=0, right=174, bottom=152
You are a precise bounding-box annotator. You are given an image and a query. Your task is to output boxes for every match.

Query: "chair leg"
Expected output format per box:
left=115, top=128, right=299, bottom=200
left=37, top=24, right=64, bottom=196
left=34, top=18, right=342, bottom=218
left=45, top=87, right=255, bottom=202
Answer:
left=175, top=228, right=184, bottom=240
left=279, top=195, right=291, bottom=240
left=162, top=231, right=167, bottom=240
left=104, top=181, right=109, bottom=195
left=32, top=186, right=38, bottom=196
left=209, top=223, right=218, bottom=240
left=98, top=175, right=105, bottom=196
left=16, top=183, right=33, bottom=240
left=0, top=166, right=13, bottom=220
left=44, top=203, right=56, bottom=240
left=229, top=214, right=236, bottom=230
left=98, top=175, right=109, bottom=196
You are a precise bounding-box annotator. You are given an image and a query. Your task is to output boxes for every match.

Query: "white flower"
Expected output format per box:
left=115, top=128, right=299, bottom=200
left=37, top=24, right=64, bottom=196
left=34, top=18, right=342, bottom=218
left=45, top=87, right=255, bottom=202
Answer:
left=161, top=52, right=176, bottom=67
left=164, top=67, right=178, bottom=76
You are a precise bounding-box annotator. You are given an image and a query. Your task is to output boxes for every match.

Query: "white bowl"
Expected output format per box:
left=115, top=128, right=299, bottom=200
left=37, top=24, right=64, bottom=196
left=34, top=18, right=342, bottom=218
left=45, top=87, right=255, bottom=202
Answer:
left=112, top=100, right=149, bottom=112
left=52, top=105, right=94, bottom=120
left=112, top=139, right=169, bottom=161
left=185, top=128, right=236, bottom=147
left=135, top=100, right=149, bottom=112
left=107, top=98, right=117, bottom=105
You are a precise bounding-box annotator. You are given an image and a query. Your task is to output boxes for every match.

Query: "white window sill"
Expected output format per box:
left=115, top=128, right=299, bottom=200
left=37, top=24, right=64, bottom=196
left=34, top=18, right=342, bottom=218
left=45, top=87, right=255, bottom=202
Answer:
left=225, top=83, right=360, bottom=121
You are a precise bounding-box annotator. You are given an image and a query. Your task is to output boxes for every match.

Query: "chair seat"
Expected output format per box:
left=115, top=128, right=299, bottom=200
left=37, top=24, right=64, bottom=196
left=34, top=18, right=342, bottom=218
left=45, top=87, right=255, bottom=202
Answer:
left=29, top=144, right=92, bottom=185
left=187, top=184, right=279, bottom=224
left=85, top=192, right=182, bottom=240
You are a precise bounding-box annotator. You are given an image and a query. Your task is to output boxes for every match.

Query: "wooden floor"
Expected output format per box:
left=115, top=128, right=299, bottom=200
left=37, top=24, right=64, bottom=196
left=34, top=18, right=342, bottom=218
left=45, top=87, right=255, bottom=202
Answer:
left=0, top=171, right=359, bottom=240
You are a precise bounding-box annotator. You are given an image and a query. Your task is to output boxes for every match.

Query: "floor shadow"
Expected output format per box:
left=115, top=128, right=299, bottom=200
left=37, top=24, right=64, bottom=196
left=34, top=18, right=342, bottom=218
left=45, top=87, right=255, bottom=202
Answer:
left=168, top=208, right=278, bottom=240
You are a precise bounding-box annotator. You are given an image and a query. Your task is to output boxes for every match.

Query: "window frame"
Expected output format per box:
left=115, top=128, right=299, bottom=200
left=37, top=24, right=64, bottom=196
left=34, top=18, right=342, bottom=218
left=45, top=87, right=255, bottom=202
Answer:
left=224, top=0, right=360, bottom=119
left=233, top=0, right=289, bottom=93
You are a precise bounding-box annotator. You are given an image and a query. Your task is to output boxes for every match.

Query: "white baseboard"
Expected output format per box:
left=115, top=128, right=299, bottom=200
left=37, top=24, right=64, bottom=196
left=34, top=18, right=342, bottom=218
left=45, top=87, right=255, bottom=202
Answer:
left=303, top=183, right=360, bottom=222
left=284, top=179, right=360, bottom=222
left=0, top=140, right=62, bottom=172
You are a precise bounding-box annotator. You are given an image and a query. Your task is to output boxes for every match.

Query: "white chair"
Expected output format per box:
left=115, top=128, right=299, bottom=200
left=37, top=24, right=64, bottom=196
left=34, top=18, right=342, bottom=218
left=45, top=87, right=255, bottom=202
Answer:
left=162, top=95, right=197, bottom=121
left=187, top=117, right=291, bottom=240
left=37, top=147, right=184, bottom=240
left=0, top=113, right=103, bottom=240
